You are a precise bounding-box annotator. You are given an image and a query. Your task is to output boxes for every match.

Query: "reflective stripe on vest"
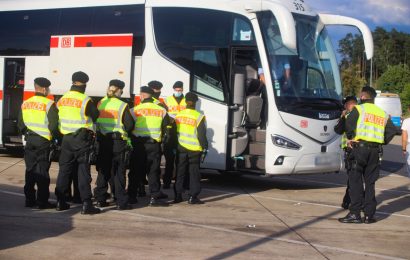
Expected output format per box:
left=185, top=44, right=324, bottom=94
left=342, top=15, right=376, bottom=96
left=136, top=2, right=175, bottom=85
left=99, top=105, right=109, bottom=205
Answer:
left=354, top=103, right=387, bottom=144
left=21, top=95, right=54, bottom=140
left=175, top=108, right=204, bottom=151
left=341, top=134, right=347, bottom=149
left=57, top=91, right=94, bottom=134
left=96, top=96, right=128, bottom=139
left=130, top=102, right=166, bottom=142
left=165, top=96, right=186, bottom=118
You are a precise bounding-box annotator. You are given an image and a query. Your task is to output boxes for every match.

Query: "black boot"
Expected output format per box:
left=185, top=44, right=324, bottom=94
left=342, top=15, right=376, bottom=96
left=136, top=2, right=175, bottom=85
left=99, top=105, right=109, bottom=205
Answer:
left=128, top=197, right=138, bottom=204
left=338, top=213, right=362, bottom=224
left=37, top=201, right=56, bottom=209
left=148, top=197, right=168, bottom=207
left=56, top=200, right=70, bottom=211
left=25, top=200, right=36, bottom=208
left=363, top=215, right=377, bottom=224
left=174, top=194, right=183, bottom=204
left=116, top=204, right=132, bottom=210
left=96, top=201, right=109, bottom=207
left=81, top=200, right=101, bottom=215
left=341, top=201, right=350, bottom=210
left=188, top=196, right=204, bottom=205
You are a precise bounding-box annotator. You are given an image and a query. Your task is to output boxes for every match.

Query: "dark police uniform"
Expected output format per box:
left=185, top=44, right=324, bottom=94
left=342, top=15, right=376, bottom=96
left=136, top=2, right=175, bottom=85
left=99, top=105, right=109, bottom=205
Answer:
left=129, top=86, right=170, bottom=206
left=334, top=96, right=357, bottom=209
left=339, top=87, right=396, bottom=224
left=163, top=81, right=186, bottom=188
left=18, top=77, right=60, bottom=209
left=54, top=71, right=101, bottom=214
left=94, top=80, right=134, bottom=210
left=174, top=92, right=208, bottom=204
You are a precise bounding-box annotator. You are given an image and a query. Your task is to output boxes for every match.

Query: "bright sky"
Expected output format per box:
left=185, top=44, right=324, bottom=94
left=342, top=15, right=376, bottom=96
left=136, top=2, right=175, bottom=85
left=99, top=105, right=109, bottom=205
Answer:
left=308, top=0, right=410, bottom=61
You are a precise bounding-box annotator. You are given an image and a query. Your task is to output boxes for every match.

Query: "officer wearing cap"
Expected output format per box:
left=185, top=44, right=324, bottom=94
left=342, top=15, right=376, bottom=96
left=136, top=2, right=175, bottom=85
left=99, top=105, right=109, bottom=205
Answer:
left=174, top=92, right=208, bottom=204
left=148, top=80, right=168, bottom=110
left=94, top=80, right=135, bottom=210
left=163, top=81, right=187, bottom=188
left=334, top=95, right=357, bottom=210
left=55, top=71, right=101, bottom=214
left=18, top=77, right=60, bottom=209
left=129, top=86, right=170, bottom=206
left=339, top=86, right=396, bottom=224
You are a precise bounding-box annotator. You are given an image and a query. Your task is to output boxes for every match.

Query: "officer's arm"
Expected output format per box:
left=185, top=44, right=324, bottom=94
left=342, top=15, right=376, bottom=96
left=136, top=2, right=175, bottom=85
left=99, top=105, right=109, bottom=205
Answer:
left=85, top=100, right=100, bottom=123
left=122, top=106, right=135, bottom=134
left=17, top=109, right=27, bottom=134
left=345, top=107, right=359, bottom=140
left=47, top=103, right=62, bottom=140
left=334, top=117, right=346, bottom=135
left=197, top=117, right=208, bottom=150
left=384, top=117, right=397, bottom=145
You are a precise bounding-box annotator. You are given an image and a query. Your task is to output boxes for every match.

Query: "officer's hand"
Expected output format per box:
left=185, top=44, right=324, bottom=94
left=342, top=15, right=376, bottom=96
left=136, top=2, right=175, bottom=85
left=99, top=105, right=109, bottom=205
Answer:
left=347, top=140, right=358, bottom=149
left=201, top=149, right=208, bottom=163
left=341, top=110, right=347, bottom=117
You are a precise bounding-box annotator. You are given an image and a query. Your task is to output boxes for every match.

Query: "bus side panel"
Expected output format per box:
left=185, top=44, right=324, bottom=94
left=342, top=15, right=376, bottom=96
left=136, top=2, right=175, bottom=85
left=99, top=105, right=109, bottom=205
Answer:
left=0, top=58, right=4, bottom=146
left=141, top=7, right=227, bottom=170
left=25, top=57, right=50, bottom=94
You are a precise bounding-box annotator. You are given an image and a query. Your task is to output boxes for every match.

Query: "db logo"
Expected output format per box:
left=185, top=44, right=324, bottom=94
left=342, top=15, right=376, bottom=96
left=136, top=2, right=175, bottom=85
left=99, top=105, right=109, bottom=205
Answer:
left=61, top=37, right=72, bottom=48
left=300, top=120, right=308, bottom=128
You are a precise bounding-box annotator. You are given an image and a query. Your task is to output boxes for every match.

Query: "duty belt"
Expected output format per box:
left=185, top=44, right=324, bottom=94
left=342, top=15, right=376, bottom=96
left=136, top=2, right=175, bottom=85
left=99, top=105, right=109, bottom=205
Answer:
left=352, top=142, right=381, bottom=148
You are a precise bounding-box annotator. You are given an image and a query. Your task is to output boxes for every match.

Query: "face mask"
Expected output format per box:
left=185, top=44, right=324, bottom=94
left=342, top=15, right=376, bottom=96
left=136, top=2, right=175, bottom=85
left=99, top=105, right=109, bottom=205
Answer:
left=153, top=92, right=161, bottom=99
left=174, top=92, right=183, bottom=97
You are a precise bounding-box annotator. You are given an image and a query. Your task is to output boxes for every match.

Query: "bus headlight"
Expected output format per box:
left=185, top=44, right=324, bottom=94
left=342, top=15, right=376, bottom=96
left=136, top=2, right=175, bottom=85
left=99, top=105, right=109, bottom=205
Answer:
left=271, top=135, right=301, bottom=150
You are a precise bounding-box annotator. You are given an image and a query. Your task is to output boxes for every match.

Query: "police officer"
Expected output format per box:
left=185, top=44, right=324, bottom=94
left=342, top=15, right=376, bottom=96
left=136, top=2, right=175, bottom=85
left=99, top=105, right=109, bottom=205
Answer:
left=339, top=86, right=396, bottom=224
left=18, top=77, right=60, bottom=209
left=334, top=95, right=357, bottom=209
left=94, top=80, right=134, bottom=210
left=55, top=71, right=101, bottom=214
left=163, top=81, right=186, bottom=188
left=174, top=92, right=208, bottom=204
left=148, top=80, right=168, bottom=109
left=129, top=86, right=170, bottom=206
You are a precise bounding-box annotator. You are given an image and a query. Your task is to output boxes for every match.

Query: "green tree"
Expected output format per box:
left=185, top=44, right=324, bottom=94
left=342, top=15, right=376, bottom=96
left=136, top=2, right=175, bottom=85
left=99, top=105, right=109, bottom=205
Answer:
left=341, top=64, right=367, bottom=96
left=400, top=83, right=410, bottom=115
left=376, top=64, right=410, bottom=93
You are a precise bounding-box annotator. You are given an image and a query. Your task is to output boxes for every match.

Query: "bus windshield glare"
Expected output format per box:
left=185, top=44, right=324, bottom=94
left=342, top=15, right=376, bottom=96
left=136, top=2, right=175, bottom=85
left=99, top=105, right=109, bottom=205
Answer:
left=258, top=11, right=342, bottom=109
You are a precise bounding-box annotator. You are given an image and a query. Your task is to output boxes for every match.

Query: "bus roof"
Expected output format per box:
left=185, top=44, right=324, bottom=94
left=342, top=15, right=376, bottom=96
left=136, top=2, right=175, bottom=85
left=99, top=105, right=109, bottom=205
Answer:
left=0, top=0, right=317, bottom=17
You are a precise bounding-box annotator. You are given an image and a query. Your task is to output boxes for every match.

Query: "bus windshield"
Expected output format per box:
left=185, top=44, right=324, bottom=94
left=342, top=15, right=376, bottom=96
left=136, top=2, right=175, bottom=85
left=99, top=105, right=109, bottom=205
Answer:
left=257, top=11, right=342, bottom=110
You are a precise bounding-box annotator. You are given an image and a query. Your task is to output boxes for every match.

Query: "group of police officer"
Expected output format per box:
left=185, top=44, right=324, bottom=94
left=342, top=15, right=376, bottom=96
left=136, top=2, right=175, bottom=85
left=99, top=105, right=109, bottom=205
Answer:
left=19, top=71, right=208, bottom=214
left=334, top=86, right=396, bottom=224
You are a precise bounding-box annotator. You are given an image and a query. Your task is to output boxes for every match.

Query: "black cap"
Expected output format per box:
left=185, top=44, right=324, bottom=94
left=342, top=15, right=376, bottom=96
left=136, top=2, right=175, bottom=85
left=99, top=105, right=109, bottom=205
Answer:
left=361, top=86, right=377, bottom=99
left=72, top=71, right=89, bottom=84
left=109, top=79, right=125, bottom=89
left=148, top=80, right=163, bottom=90
left=173, top=81, right=183, bottom=89
left=140, top=86, right=154, bottom=95
left=34, top=77, right=51, bottom=88
left=343, top=95, right=357, bottom=105
left=185, top=92, right=198, bottom=102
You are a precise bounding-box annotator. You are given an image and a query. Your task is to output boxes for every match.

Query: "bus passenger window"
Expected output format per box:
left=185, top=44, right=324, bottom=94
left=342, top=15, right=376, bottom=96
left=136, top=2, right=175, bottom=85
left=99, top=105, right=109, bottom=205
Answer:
left=191, top=49, right=225, bottom=102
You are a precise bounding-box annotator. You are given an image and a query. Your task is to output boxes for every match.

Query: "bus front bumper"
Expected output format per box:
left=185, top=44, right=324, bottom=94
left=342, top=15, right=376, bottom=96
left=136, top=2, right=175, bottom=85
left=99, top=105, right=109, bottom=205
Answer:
left=266, top=152, right=343, bottom=175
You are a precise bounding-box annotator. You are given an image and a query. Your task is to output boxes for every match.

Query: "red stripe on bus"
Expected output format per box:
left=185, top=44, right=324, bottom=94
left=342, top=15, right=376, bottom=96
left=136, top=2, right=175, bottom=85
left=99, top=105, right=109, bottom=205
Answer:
left=74, top=35, right=133, bottom=47
left=0, top=90, right=3, bottom=100
left=133, top=95, right=165, bottom=106
left=50, top=37, right=59, bottom=48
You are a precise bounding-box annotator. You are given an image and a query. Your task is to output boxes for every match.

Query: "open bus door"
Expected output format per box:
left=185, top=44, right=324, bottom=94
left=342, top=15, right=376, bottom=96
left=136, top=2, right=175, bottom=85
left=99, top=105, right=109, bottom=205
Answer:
left=1, top=58, right=25, bottom=148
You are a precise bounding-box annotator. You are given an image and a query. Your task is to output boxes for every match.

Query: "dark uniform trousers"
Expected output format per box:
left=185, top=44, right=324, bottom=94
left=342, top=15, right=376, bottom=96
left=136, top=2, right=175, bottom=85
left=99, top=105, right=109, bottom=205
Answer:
left=349, top=145, right=380, bottom=216
left=163, top=143, right=175, bottom=186
left=55, top=132, right=94, bottom=202
left=175, top=147, right=201, bottom=197
left=343, top=148, right=353, bottom=205
left=24, top=142, right=51, bottom=204
left=94, top=136, right=128, bottom=206
left=128, top=137, right=162, bottom=198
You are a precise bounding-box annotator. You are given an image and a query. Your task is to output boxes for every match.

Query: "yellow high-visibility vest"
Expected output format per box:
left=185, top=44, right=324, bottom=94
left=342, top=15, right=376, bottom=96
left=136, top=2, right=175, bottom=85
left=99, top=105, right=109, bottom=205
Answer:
left=341, top=134, right=347, bottom=149
left=130, top=102, right=166, bottom=142
left=175, top=108, right=205, bottom=151
left=57, top=90, right=94, bottom=135
left=97, top=96, right=128, bottom=140
left=21, top=95, right=54, bottom=140
left=354, top=103, right=387, bottom=144
left=165, top=95, right=186, bottom=118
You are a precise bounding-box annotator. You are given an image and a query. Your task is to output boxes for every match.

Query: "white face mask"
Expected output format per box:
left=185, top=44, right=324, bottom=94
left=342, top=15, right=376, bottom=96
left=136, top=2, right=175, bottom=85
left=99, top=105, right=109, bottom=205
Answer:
left=174, top=92, right=183, bottom=97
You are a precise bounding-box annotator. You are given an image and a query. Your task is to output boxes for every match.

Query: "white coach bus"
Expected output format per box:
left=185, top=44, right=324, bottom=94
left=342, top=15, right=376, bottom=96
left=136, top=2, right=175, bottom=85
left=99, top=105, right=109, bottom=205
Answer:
left=0, top=0, right=373, bottom=175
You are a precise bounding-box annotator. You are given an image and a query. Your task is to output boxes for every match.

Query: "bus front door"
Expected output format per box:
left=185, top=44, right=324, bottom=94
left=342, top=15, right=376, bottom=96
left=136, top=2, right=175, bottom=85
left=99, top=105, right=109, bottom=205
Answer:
left=2, top=58, right=25, bottom=148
